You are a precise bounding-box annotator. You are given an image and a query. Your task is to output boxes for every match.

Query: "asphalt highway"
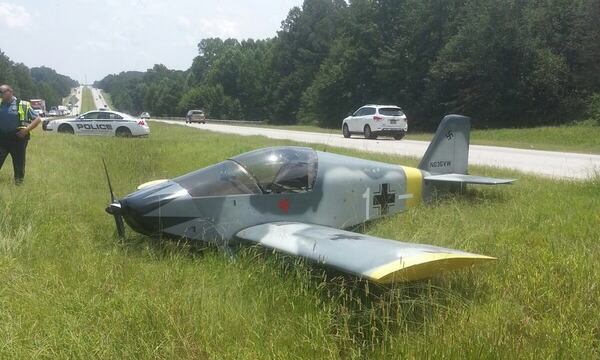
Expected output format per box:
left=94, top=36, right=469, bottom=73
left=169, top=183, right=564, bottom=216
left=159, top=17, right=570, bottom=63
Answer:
left=91, top=87, right=110, bottom=110
left=153, top=120, right=600, bottom=180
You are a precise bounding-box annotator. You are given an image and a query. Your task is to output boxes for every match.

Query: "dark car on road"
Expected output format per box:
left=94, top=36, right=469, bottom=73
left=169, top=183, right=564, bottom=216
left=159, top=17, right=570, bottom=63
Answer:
left=186, top=110, right=206, bottom=124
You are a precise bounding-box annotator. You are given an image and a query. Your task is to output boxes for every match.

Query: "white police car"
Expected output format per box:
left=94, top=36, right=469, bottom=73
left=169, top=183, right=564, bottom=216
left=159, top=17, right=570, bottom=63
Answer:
left=46, top=110, right=150, bottom=137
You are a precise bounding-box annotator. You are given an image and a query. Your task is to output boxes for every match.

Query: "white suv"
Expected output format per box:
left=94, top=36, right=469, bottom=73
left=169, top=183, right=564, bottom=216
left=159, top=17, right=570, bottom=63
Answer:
left=342, top=105, right=408, bottom=140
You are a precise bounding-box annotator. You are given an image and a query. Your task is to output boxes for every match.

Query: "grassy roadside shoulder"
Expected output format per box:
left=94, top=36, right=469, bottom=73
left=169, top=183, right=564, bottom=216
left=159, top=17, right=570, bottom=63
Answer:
left=240, top=122, right=600, bottom=154
left=411, top=123, right=600, bottom=154
left=80, top=86, right=95, bottom=113
left=0, top=122, right=599, bottom=358
left=100, top=90, right=114, bottom=110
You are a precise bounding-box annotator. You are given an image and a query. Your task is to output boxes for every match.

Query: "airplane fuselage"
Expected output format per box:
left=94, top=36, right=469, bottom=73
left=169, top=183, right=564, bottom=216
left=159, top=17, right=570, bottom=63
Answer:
left=118, top=149, right=427, bottom=245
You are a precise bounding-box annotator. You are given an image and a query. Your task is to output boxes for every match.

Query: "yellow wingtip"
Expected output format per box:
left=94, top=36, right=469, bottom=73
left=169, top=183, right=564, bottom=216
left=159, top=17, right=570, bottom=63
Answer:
left=366, top=253, right=496, bottom=284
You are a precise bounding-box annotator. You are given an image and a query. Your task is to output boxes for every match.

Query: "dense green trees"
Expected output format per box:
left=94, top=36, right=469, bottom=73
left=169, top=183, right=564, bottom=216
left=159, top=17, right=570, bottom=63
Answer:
left=0, top=51, right=78, bottom=108
left=96, top=66, right=186, bottom=117
left=97, top=0, right=600, bottom=129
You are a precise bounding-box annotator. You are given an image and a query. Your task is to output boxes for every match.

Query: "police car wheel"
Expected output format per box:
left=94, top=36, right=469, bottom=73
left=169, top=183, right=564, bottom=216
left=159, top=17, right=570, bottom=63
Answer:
left=116, top=127, right=132, bottom=137
left=58, top=124, right=74, bottom=134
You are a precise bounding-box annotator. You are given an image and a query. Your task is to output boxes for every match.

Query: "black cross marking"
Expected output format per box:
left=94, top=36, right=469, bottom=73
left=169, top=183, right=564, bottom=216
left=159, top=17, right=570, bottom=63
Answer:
left=330, top=234, right=365, bottom=241
left=373, top=184, right=395, bottom=215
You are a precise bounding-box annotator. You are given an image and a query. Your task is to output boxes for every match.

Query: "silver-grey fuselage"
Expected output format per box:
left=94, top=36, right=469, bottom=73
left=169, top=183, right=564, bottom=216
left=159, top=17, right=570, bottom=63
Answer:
left=119, top=149, right=426, bottom=245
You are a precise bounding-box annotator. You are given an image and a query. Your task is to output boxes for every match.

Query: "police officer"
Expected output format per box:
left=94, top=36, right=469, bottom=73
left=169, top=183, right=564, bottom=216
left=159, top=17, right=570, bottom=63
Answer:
left=0, top=84, right=41, bottom=185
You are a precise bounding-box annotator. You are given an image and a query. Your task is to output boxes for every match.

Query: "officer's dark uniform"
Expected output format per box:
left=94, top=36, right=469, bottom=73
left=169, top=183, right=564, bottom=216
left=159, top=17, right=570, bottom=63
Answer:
left=0, top=96, right=37, bottom=184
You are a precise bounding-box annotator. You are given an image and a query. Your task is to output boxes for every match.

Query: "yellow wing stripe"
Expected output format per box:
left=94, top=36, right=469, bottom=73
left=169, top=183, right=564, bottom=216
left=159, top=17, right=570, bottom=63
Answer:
left=400, top=166, right=423, bottom=208
left=365, top=253, right=496, bottom=283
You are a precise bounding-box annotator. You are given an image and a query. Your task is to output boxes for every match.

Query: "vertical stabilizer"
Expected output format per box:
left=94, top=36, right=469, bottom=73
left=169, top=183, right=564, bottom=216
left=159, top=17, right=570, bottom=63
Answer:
left=418, top=115, right=471, bottom=175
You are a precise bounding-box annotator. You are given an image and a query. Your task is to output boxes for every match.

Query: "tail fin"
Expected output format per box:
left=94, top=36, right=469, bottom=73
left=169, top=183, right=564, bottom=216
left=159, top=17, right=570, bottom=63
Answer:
left=419, top=115, right=516, bottom=188
left=418, top=115, right=471, bottom=175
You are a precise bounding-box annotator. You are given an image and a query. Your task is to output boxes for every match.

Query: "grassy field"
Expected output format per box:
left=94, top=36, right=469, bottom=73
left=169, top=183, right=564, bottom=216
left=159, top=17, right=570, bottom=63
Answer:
left=0, top=123, right=599, bottom=358
left=250, top=122, right=600, bottom=154
left=80, top=86, right=95, bottom=113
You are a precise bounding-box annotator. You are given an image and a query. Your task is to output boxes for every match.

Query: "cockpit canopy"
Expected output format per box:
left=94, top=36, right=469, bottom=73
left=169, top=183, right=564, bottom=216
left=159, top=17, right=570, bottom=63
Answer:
left=232, top=147, right=318, bottom=193
left=173, top=147, right=318, bottom=197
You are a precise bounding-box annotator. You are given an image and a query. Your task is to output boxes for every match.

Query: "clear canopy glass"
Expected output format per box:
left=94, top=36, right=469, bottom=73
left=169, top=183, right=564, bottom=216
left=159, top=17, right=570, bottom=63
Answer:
left=173, top=147, right=318, bottom=197
left=173, top=160, right=261, bottom=197
left=231, top=146, right=318, bottom=194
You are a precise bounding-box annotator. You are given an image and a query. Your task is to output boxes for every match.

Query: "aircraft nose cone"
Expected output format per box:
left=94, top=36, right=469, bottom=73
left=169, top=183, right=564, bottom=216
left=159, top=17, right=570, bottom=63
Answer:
left=119, top=181, right=190, bottom=236
left=105, top=201, right=121, bottom=215
left=119, top=200, right=156, bottom=236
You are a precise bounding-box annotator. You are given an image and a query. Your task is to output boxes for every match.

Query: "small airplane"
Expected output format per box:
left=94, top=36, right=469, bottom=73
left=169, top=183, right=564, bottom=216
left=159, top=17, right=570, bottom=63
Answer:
left=104, top=115, right=515, bottom=283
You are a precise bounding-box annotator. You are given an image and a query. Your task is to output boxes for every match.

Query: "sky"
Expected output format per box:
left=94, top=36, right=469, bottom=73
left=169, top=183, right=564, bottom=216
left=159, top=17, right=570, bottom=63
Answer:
left=0, top=0, right=303, bottom=83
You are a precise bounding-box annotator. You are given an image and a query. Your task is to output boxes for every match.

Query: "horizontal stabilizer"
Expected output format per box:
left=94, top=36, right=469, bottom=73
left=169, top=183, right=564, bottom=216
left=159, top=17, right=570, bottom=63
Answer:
left=236, top=222, right=495, bottom=283
left=424, top=173, right=515, bottom=185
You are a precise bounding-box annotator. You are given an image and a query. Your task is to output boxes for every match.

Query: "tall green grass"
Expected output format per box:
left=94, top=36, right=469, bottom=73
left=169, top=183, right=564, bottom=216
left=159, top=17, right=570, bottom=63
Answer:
left=0, top=123, right=598, bottom=358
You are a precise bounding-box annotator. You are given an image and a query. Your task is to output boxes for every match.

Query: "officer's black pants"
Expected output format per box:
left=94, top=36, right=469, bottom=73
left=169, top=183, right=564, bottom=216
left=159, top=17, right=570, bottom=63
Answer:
left=0, top=137, right=29, bottom=184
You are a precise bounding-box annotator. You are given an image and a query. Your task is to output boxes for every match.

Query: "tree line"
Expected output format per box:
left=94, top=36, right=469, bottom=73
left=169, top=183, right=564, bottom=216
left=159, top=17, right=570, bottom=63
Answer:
left=96, top=0, right=600, bottom=129
left=0, top=50, right=78, bottom=108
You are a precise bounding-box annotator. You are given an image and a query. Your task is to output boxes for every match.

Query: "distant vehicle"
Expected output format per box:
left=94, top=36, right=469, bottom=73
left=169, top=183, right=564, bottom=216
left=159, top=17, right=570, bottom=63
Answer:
left=342, top=105, right=408, bottom=140
left=56, top=105, right=71, bottom=116
left=186, top=110, right=206, bottom=124
left=48, top=110, right=59, bottom=117
left=45, top=110, right=150, bottom=137
left=140, top=112, right=150, bottom=119
left=33, top=109, right=45, bottom=117
left=30, top=99, right=46, bottom=117
left=98, top=107, right=108, bottom=111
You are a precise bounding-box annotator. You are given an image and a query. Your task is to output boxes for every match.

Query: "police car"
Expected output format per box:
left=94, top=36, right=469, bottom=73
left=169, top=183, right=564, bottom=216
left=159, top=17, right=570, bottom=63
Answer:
left=45, top=110, right=150, bottom=137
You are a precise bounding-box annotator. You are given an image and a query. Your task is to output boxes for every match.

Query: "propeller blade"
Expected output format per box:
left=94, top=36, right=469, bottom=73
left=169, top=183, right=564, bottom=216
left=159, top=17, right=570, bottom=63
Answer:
left=114, top=213, right=126, bottom=238
left=102, top=157, right=116, bottom=203
left=102, top=158, right=125, bottom=238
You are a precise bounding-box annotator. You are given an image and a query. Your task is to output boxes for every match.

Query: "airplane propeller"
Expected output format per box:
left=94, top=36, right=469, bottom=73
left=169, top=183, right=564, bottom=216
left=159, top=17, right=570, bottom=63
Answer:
left=102, top=158, right=125, bottom=238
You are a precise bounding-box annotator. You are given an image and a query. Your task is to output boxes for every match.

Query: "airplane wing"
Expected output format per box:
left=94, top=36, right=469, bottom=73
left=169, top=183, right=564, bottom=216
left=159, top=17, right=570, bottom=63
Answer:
left=235, top=222, right=495, bottom=283
left=424, top=173, right=516, bottom=185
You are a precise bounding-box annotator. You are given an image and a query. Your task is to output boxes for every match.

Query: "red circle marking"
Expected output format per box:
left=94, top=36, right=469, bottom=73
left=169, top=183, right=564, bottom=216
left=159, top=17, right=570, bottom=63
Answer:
left=278, top=199, right=290, bottom=214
